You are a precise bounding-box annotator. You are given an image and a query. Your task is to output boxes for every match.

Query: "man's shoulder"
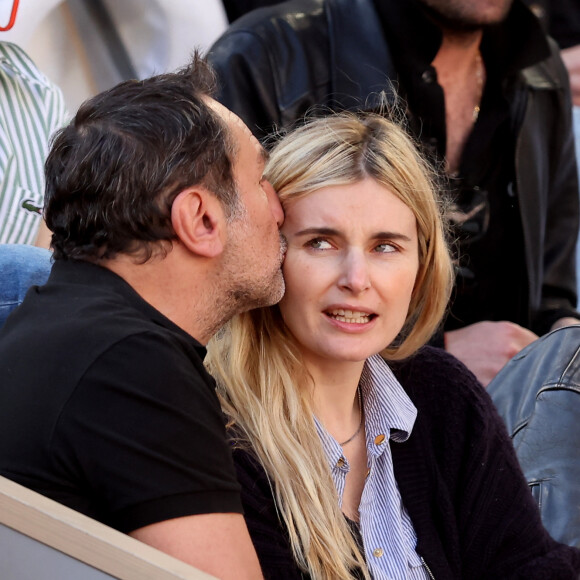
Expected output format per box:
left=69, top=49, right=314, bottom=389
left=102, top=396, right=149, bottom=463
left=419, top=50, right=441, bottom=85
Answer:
left=211, top=0, right=376, bottom=52
left=218, top=0, right=326, bottom=35
left=0, top=261, right=206, bottom=392
left=521, top=36, right=571, bottom=91
left=209, top=0, right=330, bottom=71
left=209, top=0, right=392, bottom=134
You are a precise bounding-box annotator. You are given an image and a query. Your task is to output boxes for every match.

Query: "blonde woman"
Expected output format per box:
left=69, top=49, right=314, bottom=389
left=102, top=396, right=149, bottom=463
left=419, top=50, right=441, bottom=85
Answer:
left=206, top=113, right=580, bottom=579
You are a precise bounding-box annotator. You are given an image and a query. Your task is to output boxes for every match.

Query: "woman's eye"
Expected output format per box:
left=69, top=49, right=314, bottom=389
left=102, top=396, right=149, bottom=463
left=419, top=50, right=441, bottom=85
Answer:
left=307, top=238, right=332, bottom=250
left=375, top=242, right=397, bottom=253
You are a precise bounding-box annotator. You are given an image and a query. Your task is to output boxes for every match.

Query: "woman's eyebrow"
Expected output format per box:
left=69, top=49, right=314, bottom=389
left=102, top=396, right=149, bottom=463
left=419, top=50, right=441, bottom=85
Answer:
left=294, top=226, right=412, bottom=242
left=294, top=227, right=341, bottom=236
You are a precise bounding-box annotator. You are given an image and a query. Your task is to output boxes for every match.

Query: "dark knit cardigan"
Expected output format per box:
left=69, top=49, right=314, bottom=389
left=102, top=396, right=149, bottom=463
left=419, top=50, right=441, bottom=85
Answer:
left=232, top=346, right=580, bottom=579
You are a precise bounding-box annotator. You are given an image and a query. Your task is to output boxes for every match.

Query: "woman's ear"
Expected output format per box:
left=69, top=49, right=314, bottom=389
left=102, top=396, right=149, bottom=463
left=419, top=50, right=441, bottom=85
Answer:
left=171, top=187, right=226, bottom=258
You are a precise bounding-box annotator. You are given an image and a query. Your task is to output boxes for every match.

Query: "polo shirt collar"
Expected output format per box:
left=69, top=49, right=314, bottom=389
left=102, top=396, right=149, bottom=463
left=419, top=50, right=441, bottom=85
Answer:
left=49, top=259, right=206, bottom=354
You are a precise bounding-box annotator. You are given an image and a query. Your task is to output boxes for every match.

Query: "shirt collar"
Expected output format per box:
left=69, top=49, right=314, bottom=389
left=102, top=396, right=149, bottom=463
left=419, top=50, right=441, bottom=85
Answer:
left=315, top=354, right=417, bottom=466
left=49, top=259, right=206, bottom=356
left=361, top=354, right=417, bottom=446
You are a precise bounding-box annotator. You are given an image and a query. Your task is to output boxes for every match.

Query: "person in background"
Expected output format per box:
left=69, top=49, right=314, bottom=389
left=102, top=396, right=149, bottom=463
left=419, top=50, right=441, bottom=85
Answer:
left=0, top=41, right=67, bottom=246
left=526, top=0, right=580, bottom=289
left=206, top=111, right=580, bottom=579
left=208, top=0, right=580, bottom=386
left=525, top=0, right=580, bottom=106
left=0, top=55, right=286, bottom=580
left=0, top=243, right=51, bottom=328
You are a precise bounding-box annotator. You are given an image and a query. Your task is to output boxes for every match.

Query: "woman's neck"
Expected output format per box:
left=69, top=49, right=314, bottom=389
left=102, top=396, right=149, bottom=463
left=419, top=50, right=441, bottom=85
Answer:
left=306, top=358, right=366, bottom=443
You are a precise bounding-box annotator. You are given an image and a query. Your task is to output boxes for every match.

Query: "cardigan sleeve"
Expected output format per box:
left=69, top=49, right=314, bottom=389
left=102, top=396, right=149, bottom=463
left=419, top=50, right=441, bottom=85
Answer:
left=452, top=359, right=580, bottom=579
left=391, top=346, right=580, bottom=579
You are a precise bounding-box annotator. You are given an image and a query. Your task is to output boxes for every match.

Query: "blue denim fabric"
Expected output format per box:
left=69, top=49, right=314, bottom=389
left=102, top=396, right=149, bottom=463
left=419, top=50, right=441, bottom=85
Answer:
left=0, top=244, right=52, bottom=329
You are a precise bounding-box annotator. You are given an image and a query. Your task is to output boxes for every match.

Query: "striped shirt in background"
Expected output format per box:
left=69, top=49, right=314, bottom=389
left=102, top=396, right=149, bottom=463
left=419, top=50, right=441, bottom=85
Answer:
left=316, top=354, right=431, bottom=580
left=0, top=42, right=68, bottom=244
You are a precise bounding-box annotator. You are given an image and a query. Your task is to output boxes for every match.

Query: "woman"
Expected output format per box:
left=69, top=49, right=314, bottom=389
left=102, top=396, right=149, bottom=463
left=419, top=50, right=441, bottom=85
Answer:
left=206, top=113, right=580, bottom=579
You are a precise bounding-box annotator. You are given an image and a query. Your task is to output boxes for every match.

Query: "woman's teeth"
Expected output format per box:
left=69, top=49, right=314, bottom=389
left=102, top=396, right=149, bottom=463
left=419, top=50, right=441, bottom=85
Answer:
left=328, top=309, right=371, bottom=324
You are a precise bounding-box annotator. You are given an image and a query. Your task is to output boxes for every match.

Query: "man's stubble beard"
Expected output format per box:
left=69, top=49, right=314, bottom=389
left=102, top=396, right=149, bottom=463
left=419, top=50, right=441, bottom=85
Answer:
left=202, top=231, right=286, bottom=339
left=418, top=0, right=514, bottom=32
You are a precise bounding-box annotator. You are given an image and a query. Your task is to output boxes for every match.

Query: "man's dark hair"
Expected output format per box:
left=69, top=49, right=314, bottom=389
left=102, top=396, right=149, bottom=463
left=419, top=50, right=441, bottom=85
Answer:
left=44, top=53, right=238, bottom=261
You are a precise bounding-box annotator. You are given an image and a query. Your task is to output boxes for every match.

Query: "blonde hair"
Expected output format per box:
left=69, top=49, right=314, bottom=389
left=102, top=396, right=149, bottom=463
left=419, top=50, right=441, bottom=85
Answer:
left=206, top=112, right=453, bottom=579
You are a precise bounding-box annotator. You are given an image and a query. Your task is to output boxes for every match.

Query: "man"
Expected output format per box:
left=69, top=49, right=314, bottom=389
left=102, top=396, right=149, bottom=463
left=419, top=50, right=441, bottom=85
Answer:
left=208, top=0, right=580, bottom=385
left=0, top=55, right=285, bottom=579
left=525, top=0, right=580, bottom=289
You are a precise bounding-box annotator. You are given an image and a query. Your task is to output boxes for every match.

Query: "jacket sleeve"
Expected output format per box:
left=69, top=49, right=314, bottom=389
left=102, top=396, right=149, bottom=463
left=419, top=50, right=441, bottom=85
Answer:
left=523, top=39, right=580, bottom=333
left=456, top=369, right=580, bottom=579
left=392, top=346, right=580, bottom=579
left=487, top=325, right=580, bottom=549
left=208, top=2, right=333, bottom=143
left=208, top=27, right=283, bottom=141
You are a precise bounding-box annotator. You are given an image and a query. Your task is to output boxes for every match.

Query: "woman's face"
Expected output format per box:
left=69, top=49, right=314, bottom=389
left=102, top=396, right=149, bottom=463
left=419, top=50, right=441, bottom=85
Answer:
left=278, top=178, right=420, bottom=369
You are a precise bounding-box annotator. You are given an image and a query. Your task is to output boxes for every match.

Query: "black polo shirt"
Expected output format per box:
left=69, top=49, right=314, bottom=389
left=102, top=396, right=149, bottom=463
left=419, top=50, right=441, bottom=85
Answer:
left=374, top=0, right=551, bottom=330
left=0, top=260, right=242, bottom=533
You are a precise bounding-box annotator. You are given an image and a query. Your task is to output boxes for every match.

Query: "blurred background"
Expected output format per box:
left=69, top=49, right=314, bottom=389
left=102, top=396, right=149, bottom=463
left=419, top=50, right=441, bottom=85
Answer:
left=0, top=0, right=231, bottom=112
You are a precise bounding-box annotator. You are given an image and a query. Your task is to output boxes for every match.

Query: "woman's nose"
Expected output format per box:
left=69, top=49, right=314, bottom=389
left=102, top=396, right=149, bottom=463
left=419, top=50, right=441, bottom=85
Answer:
left=338, top=250, right=371, bottom=293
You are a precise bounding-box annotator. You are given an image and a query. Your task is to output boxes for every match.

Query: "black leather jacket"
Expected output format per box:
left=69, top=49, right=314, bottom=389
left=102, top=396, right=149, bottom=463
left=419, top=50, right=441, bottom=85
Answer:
left=209, top=0, right=580, bottom=333
left=488, top=325, right=580, bottom=548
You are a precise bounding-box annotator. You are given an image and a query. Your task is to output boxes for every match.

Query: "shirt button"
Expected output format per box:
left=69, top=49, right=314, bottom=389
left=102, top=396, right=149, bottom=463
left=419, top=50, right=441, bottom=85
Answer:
left=421, top=69, right=435, bottom=84
left=365, top=468, right=371, bottom=478
left=373, top=548, right=384, bottom=558
left=336, top=457, right=346, bottom=468
left=374, top=434, right=386, bottom=445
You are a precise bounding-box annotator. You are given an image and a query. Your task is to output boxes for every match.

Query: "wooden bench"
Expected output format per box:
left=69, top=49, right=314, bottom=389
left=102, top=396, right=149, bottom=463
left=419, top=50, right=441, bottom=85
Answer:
left=0, top=475, right=217, bottom=579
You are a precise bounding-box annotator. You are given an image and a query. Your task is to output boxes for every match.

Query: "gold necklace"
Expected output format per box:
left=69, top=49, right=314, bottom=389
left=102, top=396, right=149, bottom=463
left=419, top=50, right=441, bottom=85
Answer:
left=473, top=51, right=484, bottom=122
left=339, top=386, right=363, bottom=446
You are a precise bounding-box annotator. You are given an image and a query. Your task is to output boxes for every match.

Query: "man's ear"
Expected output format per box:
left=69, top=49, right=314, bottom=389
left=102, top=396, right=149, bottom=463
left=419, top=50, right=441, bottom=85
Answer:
left=171, top=188, right=226, bottom=258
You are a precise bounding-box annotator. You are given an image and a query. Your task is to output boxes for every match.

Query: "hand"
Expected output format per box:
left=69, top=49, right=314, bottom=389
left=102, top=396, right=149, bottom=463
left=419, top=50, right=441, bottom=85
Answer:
left=444, top=321, right=538, bottom=387
left=550, top=316, right=580, bottom=331
left=561, top=44, right=580, bottom=106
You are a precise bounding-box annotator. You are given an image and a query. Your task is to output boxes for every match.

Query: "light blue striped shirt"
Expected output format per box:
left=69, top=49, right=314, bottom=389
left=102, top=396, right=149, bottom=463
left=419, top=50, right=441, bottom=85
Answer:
left=315, top=354, right=430, bottom=580
left=0, top=42, right=68, bottom=244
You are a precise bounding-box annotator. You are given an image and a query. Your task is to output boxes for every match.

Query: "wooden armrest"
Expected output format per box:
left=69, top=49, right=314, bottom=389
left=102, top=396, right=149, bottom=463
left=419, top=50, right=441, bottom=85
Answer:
left=0, top=475, right=217, bottom=579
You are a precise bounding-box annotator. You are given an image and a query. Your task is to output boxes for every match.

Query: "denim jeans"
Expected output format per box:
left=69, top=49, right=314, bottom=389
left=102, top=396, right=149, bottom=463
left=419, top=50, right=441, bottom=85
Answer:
left=0, top=244, right=52, bottom=328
